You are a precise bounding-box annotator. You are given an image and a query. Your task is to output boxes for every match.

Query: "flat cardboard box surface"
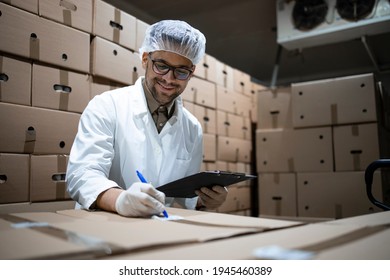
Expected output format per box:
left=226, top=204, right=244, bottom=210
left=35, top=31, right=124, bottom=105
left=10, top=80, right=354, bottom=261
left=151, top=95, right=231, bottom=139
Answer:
left=0, top=55, right=31, bottom=106
left=108, top=217, right=390, bottom=260
left=39, top=0, right=93, bottom=33
left=0, top=208, right=302, bottom=259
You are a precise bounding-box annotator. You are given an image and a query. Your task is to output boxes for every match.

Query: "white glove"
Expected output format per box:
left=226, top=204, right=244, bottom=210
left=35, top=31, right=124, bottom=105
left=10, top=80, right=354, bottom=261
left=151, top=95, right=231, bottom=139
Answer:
left=115, top=182, right=166, bottom=217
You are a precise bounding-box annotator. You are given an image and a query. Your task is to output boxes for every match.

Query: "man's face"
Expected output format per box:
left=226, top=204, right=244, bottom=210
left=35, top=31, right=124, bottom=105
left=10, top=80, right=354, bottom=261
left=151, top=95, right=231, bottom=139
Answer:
left=142, top=51, right=194, bottom=105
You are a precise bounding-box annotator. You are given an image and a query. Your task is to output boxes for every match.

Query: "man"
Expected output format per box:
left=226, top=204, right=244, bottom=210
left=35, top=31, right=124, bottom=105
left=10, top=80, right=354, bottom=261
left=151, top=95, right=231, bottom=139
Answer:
left=66, top=20, right=228, bottom=217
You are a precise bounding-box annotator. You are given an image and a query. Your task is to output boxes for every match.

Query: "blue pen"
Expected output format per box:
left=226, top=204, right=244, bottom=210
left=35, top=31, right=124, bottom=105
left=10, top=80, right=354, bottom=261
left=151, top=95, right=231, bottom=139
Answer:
left=136, top=170, right=169, bottom=218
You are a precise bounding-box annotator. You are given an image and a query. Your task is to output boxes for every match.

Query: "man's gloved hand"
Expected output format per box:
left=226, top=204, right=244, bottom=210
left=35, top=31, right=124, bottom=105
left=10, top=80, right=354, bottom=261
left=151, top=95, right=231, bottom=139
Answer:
left=195, top=185, right=228, bottom=210
left=115, top=182, right=166, bottom=217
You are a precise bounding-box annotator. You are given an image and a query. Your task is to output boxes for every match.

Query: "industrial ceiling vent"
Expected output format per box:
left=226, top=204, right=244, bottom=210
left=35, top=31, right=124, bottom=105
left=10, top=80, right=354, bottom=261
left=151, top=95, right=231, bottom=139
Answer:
left=277, top=0, right=390, bottom=50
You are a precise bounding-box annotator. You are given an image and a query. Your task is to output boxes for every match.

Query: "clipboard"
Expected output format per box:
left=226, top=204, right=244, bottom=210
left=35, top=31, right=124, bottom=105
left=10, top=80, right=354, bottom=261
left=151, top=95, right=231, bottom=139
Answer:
left=157, top=170, right=257, bottom=198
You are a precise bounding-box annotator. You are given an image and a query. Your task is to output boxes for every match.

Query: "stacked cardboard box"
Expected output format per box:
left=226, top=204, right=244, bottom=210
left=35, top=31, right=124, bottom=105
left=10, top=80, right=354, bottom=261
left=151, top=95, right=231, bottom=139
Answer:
left=256, top=73, right=386, bottom=219
left=0, top=0, right=263, bottom=215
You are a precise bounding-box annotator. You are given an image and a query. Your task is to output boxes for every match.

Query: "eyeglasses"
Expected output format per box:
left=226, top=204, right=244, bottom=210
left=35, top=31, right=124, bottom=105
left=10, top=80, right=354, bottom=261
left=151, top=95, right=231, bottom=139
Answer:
left=148, top=53, right=193, bottom=80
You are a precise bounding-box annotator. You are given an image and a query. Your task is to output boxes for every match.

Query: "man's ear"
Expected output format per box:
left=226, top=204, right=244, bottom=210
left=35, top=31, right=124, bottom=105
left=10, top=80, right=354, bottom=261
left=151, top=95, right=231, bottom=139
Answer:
left=141, top=52, right=148, bottom=69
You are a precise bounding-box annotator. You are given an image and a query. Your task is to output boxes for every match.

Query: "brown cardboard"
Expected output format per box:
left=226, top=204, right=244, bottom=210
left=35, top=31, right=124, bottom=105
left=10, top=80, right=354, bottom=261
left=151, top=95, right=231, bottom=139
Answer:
left=0, top=153, right=29, bottom=204
left=0, top=103, right=80, bottom=154
left=215, top=60, right=234, bottom=90
left=259, top=173, right=297, bottom=217
left=89, top=76, right=126, bottom=100
left=202, top=133, right=216, bottom=162
left=215, top=85, right=236, bottom=114
left=217, top=136, right=252, bottom=163
left=217, top=110, right=252, bottom=140
left=291, top=73, right=378, bottom=128
left=3, top=209, right=300, bottom=259
left=257, top=87, right=293, bottom=129
left=93, top=0, right=136, bottom=51
left=333, top=123, right=380, bottom=171
left=30, top=155, right=71, bottom=202
left=91, top=36, right=140, bottom=85
left=32, top=63, right=90, bottom=113
left=234, top=92, right=252, bottom=118
left=0, top=216, right=90, bottom=259
left=193, top=104, right=217, bottom=134
left=116, top=221, right=390, bottom=260
left=183, top=77, right=216, bottom=109
left=195, top=54, right=217, bottom=83
left=0, top=201, right=75, bottom=214
left=0, top=0, right=38, bottom=14
left=0, top=55, right=31, bottom=106
left=297, top=171, right=383, bottom=219
left=256, top=127, right=334, bottom=172
left=233, top=68, right=251, bottom=95
left=39, top=0, right=93, bottom=33
left=135, top=19, right=149, bottom=52
left=0, top=3, right=90, bottom=73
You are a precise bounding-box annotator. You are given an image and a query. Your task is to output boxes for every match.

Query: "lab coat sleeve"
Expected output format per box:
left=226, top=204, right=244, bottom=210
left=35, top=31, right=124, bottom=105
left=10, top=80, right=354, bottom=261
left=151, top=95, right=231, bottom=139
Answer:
left=66, top=94, right=119, bottom=209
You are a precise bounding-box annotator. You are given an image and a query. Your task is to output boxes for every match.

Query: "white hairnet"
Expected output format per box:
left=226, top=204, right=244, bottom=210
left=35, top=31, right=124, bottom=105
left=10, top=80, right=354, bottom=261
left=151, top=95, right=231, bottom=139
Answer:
left=139, top=20, right=206, bottom=65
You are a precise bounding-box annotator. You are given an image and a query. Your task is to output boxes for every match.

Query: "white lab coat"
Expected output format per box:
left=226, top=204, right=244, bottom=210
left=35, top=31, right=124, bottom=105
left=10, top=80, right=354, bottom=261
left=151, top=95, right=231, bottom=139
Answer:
left=66, top=77, right=203, bottom=210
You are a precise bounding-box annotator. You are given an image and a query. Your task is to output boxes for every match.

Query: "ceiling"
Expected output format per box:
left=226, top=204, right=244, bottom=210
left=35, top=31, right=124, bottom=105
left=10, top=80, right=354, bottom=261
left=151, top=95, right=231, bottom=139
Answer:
left=104, top=0, right=390, bottom=87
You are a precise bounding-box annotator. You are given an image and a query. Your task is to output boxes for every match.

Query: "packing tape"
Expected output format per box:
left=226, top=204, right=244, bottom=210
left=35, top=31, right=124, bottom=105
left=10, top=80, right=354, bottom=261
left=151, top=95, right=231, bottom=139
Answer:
left=24, top=126, right=36, bottom=154
left=29, top=33, right=40, bottom=60
left=113, top=8, right=121, bottom=43
left=59, top=70, right=70, bottom=110
left=56, top=155, right=68, bottom=199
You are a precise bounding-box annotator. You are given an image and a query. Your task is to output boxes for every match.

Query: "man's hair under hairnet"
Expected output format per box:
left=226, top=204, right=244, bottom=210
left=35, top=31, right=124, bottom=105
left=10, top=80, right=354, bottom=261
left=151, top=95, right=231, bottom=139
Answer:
left=139, top=20, right=206, bottom=65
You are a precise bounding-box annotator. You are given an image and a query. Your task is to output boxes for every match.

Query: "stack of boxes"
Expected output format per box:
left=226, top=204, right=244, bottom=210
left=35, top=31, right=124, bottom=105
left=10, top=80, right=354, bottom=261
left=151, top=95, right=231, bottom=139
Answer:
left=182, top=54, right=265, bottom=215
left=256, top=73, right=386, bottom=219
left=0, top=0, right=262, bottom=215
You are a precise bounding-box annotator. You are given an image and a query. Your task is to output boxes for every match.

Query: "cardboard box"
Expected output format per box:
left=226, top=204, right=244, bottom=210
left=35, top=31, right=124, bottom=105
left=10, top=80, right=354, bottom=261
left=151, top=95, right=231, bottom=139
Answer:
left=217, top=136, right=252, bottom=163
left=195, top=53, right=217, bottom=83
left=193, top=104, right=217, bottom=134
left=291, top=73, right=378, bottom=128
left=32, top=63, right=90, bottom=113
left=259, top=173, right=297, bottom=217
left=203, top=133, right=216, bottom=162
left=0, top=0, right=38, bottom=14
left=39, top=0, right=93, bottom=33
left=333, top=123, right=380, bottom=171
left=118, top=220, right=390, bottom=260
left=0, top=3, right=90, bottom=73
left=215, top=59, right=234, bottom=90
left=135, top=19, right=149, bottom=52
left=89, top=76, right=126, bottom=100
left=30, top=155, right=71, bottom=202
left=257, top=87, right=293, bottom=129
left=182, top=77, right=216, bottom=109
left=217, top=110, right=252, bottom=140
left=0, top=153, right=29, bottom=204
left=234, top=93, right=252, bottom=118
left=297, top=171, right=383, bottom=219
left=0, top=208, right=302, bottom=259
left=93, top=0, right=136, bottom=51
left=233, top=68, right=251, bottom=95
left=256, top=127, right=334, bottom=172
left=0, top=103, right=80, bottom=154
left=91, top=36, right=140, bottom=85
left=0, top=55, right=31, bottom=106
